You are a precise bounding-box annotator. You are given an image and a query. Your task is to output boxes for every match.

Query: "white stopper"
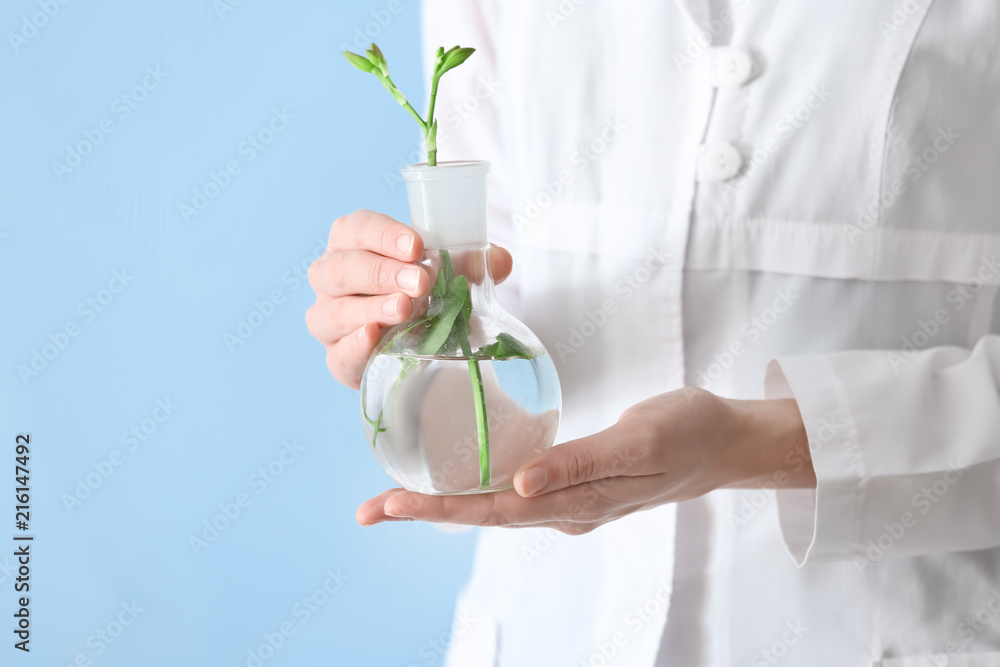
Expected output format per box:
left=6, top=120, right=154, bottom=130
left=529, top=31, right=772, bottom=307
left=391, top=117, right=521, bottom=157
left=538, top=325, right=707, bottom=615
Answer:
left=402, top=161, right=490, bottom=248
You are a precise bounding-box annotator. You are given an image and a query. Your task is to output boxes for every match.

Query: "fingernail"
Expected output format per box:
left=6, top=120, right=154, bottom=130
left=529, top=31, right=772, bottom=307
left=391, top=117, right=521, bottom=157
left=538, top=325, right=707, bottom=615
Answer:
left=396, top=233, right=414, bottom=255
left=384, top=504, right=409, bottom=518
left=382, top=296, right=399, bottom=317
left=397, top=267, right=420, bottom=292
left=386, top=494, right=421, bottom=517
left=357, top=325, right=368, bottom=341
left=516, top=467, right=548, bottom=497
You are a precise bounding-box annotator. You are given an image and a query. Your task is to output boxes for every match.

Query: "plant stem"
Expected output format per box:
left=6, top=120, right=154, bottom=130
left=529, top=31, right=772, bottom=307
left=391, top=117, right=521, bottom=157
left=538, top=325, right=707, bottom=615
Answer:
left=402, top=101, right=428, bottom=136
left=427, top=73, right=441, bottom=131
left=426, top=121, right=438, bottom=167
left=373, top=249, right=491, bottom=486
left=426, top=73, right=442, bottom=166
left=441, top=249, right=490, bottom=488
left=382, top=73, right=427, bottom=130
left=362, top=355, right=420, bottom=450
left=383, top=69, right=439, bottom=166
left=471, top=359, right=490, bottom=487
left=459, top=337, right=490, bottom=488
left=362, top=399, right=387, bottom=450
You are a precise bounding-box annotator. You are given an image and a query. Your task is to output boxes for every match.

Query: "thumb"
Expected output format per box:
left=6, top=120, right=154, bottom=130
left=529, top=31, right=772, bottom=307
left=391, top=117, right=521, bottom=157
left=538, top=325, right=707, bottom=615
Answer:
left=513, top=427, right=628, bottom=498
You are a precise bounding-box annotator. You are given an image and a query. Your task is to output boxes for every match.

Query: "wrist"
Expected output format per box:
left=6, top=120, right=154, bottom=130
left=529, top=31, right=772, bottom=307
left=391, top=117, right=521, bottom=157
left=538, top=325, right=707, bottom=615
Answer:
left=718, top=396, right=815, bottom=490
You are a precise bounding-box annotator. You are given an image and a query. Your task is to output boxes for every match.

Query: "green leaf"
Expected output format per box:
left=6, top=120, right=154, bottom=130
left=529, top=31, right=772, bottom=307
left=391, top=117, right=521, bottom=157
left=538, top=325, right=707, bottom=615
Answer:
left=440, top=45, right=466, bottom=63
left=414, top=275, right=468, bottom=357
left=439, top=279, right=474, bottom=356
left=447, top=47, right=476, bottom=67
left=437, top=46, right=475, bottom=77
left=440, top=248, right=456, bottom=282
left=459, top=274, right=472, bottom=325
left=432, top=255, right=451, bottom=298
left=343, top=50, right=375, bottom=73
left=475, top=332, right=537, bottom=360
left=366, top=45, right=390, bottom=78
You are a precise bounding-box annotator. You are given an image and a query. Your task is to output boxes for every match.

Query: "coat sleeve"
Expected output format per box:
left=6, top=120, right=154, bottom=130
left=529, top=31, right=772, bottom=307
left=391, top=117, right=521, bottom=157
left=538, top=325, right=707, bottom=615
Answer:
left=764, top=335, right=1000, bottom=568
left=420, top=1, right=519, bottom=308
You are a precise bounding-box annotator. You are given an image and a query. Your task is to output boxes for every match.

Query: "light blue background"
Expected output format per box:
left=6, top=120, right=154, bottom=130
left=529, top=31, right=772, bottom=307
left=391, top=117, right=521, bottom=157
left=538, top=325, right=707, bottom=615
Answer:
left=1, top=1, right=480, bottom=665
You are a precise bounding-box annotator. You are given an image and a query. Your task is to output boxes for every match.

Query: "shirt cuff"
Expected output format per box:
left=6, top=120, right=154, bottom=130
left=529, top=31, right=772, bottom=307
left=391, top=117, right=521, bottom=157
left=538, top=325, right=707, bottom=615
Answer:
left=764, top=356, right=867, bottom=566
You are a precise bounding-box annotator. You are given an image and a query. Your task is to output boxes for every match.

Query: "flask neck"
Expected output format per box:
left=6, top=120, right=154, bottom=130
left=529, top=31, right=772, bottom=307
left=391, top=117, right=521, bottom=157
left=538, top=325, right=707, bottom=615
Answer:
left=402, top=161, right=491, bottom=248
left=420, top=246, right=498, bottom=314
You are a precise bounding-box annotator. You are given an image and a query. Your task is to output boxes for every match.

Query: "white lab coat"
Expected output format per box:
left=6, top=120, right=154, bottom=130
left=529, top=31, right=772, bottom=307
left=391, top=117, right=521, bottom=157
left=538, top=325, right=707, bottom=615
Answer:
left=421, top=1, right=1000, bottom=665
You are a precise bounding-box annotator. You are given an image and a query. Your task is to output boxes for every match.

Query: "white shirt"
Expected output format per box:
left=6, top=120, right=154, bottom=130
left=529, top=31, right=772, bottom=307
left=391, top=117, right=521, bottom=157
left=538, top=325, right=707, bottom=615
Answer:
left=422, top=1, right=1000, bottom=665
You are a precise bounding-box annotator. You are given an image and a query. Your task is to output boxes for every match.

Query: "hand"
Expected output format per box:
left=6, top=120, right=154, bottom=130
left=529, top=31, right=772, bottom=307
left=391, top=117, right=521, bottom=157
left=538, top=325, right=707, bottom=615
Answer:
left=356, top=387, right=814, bottom=533
left=306, top=210, right=513, bottom=389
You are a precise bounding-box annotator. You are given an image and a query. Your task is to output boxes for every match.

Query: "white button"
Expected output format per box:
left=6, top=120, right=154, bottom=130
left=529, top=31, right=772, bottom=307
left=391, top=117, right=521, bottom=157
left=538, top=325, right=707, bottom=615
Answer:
left=698, top=142, right=743, bottom=182
left=709, top=47, right=755, bottom=88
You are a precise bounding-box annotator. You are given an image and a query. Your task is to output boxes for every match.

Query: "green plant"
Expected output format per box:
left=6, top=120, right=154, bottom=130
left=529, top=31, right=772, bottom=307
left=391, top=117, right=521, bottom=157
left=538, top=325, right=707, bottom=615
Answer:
left=347, top=43, right=534, bottom=489
left=360, top=251, right=538, bottom=488
left=343, top=43, right=474, bottom=166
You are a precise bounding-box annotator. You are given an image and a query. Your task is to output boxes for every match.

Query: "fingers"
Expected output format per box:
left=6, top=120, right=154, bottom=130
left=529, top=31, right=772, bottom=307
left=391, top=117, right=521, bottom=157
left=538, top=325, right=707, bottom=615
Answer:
left=488, top=244, right=513, bottom=285
left=325, top=323, right=382, bottom=389
left=328, top=210, right=424, bottom=261
left=309, top=209, right=517, bottom=392
left=306, top=292, right=413, bottom=345
left=307, top=210, right=428, bottom=390
left=384, top=490, right=518, bottom=526
left=356, top=488, right=409, bottom=526
left=512, top=427, right=652, bottom=498
left=376, top=475, right=665, bottom=528
left=309, top=249, right=430, bottom=299
left=382, top=489, right=547, bottom=527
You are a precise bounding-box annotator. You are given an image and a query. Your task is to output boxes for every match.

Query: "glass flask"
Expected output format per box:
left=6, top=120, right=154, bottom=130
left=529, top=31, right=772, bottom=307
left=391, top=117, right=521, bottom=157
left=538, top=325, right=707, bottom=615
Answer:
left=359, top=161, right=562, bottom=495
